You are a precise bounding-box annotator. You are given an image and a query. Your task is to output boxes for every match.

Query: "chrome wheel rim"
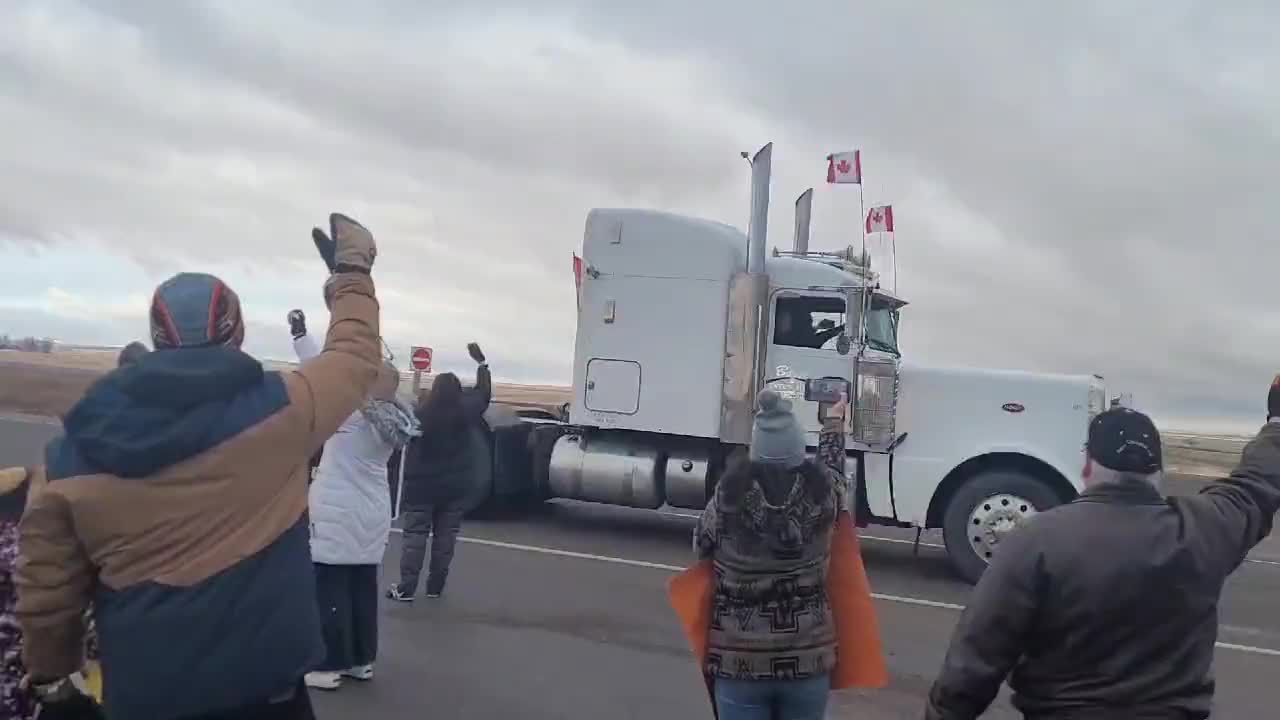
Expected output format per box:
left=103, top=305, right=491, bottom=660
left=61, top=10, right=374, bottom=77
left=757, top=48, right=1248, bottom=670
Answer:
left=967, top=493, right=1037, bottom=562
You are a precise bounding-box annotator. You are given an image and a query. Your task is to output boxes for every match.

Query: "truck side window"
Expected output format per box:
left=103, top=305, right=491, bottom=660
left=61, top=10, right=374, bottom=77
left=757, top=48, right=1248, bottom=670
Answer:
left=773, top=295, right=847, bottom=350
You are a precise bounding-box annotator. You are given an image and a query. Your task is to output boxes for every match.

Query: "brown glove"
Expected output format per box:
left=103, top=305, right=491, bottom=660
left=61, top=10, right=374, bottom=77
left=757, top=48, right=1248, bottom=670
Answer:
left=311, top=213, right=377, bottom=275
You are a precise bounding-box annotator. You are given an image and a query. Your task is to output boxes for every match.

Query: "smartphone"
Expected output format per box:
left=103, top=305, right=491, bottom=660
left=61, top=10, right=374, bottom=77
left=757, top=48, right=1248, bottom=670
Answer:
left=804, top=377, right=850, bottom=404
left=806, top=377, right=850, bottom=424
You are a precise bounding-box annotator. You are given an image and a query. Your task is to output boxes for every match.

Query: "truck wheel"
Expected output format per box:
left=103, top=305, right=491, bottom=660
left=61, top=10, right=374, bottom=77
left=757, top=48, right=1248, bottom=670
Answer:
left=942, top=470, right=1059, bottom=584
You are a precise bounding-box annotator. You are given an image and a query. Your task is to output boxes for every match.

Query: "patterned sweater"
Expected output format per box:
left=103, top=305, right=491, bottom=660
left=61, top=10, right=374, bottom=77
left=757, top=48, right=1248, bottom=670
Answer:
left=1, top=520, right=37, bottom=720
left=694, top=426, right=848, bottom=681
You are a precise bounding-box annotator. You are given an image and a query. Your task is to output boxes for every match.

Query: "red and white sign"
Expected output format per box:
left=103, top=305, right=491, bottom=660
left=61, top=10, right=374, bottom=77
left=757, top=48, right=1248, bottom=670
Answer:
left=826, top=150, right=862, bottom=185
left=409, top=346, right=433, bottom=372
left=865, top=205, right=894, bottom=234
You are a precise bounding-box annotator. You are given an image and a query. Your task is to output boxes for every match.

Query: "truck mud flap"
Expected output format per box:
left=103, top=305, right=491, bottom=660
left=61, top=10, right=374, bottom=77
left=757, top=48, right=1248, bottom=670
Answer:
left=853, top=453, right=872, bottom=527
left=491, top=422, right=535, bottom=503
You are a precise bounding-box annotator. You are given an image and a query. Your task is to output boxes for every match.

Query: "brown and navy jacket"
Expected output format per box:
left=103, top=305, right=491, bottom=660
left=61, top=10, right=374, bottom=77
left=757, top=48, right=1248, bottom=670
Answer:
left=15, top=273, right=382, bottom=720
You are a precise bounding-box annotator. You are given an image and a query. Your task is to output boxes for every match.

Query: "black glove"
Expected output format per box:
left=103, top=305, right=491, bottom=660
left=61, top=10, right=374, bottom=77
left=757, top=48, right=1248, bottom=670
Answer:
left=287, top=309, right=306, bottom=339
left=467, top=342, right=486, bottom=365
left=37, top=695, right=106, bottom=720
left=1268, top=375, right=1280, bottom=420
left=25, top=675, right=104, bottom=720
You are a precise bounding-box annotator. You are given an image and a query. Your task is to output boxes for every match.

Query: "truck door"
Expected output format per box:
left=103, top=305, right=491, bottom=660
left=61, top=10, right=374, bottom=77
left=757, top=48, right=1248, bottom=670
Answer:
left=764, top=289, right=853, bottom=444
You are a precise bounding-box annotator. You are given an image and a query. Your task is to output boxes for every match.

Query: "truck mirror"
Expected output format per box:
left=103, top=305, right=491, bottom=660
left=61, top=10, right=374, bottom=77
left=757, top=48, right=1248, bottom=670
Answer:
left=836, top=334, right=851, bottom=355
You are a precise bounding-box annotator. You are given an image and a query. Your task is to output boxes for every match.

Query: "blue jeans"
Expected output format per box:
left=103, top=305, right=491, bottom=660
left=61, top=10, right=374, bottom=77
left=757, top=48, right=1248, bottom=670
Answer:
left=714, top=674, right=831, bottom=720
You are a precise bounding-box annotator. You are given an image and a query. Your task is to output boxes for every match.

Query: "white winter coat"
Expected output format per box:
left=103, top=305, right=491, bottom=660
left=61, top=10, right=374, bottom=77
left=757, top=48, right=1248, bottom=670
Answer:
left=296, top=334, right=395, bottom=565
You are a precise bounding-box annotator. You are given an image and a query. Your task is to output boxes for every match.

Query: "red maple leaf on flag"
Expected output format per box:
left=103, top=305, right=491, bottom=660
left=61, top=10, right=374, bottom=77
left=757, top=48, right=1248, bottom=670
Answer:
left=826, top=150, right=861, bottom=184
left=870, top=210, right=883, bottom=224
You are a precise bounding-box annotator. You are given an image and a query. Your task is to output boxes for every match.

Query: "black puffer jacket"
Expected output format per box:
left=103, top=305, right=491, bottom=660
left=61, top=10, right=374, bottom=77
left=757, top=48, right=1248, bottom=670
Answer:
left=925, top=421, right=1280, bottom=720
left=400, top=365, right=492, bottom=508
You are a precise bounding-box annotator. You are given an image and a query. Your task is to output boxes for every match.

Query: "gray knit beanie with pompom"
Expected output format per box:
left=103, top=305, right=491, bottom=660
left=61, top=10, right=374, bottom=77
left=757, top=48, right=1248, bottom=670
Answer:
left=749, top=388, right=807, bottom=468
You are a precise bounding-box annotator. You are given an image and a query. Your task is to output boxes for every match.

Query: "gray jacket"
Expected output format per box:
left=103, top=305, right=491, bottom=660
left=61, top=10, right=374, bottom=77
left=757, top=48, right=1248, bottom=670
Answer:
left=925, top=421, right=1280, bottom=720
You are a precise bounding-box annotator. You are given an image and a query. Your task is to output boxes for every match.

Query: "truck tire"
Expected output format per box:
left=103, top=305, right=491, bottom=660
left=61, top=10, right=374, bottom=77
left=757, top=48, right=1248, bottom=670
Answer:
left=941, top=470, right=1060, bottom=585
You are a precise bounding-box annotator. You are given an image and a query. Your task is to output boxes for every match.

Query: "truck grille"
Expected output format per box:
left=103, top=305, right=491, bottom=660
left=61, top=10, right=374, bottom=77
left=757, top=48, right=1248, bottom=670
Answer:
left=853, top=358, right=898, bottom=447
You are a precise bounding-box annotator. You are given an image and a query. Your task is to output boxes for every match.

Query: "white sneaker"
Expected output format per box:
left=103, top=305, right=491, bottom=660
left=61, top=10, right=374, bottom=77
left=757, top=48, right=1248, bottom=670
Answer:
left=342, top=664, right=374, bottom=681
left=304, top=671, right=342, bottom=691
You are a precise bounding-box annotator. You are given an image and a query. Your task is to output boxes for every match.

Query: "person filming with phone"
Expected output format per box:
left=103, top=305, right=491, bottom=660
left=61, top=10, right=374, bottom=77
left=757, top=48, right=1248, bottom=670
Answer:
left=692, top=386, right=851, bottom=719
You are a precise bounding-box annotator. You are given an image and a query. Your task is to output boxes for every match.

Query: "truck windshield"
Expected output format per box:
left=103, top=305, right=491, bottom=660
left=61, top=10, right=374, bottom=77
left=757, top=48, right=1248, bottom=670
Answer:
left=863, top=298, right=900, bottom=356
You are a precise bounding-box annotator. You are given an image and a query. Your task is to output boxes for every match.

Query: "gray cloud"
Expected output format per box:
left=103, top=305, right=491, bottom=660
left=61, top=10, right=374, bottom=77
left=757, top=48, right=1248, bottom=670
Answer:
left=1, top=1, right=1277, bottom=430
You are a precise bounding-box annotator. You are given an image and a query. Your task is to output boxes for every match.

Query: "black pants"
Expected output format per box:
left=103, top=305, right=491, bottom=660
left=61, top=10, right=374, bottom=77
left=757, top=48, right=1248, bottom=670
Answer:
left=397, top=504, right=464, bottom=596
left=181, top=681, right=315, bottom=720
left=314, top=563, right=379, bottom=671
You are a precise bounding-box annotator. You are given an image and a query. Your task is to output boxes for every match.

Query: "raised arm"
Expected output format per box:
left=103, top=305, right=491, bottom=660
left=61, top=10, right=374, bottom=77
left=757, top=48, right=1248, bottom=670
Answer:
left=1185, top=414, right=1280, bottom=575
left=280, top=214, right=382, bottom=453
left=462, top=342, right=493, bottom=420
left=289, top=309, right=321, bottom=362
left=817, top=392, right=849, bottom=509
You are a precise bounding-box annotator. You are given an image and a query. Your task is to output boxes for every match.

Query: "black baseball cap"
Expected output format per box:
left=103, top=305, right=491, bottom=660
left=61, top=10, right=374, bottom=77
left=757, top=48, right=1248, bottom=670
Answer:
left=1087, top=407, right=1163, bottom=474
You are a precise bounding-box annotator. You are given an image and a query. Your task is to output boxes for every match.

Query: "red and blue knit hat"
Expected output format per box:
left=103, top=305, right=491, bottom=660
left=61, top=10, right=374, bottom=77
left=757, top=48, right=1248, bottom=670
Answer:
left=149, top=272, right=246, bottom=349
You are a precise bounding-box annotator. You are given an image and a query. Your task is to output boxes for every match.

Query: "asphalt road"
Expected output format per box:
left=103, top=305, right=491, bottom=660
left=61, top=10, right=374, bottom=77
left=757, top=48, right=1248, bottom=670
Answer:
left=3, top=414, right=1280, bottom=718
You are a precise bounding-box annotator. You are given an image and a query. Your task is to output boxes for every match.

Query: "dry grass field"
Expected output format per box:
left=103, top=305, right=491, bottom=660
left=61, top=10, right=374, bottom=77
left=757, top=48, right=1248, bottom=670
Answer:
left=0, top=349, right=1245, bottom=477
left=0, top=349, right=571, bottom=418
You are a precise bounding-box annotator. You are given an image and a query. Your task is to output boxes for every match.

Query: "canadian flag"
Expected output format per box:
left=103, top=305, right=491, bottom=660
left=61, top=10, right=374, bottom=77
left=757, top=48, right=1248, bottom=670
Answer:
left=865, top=205, right=894, bottom=234
left=826, top=150, right=862, bottom=184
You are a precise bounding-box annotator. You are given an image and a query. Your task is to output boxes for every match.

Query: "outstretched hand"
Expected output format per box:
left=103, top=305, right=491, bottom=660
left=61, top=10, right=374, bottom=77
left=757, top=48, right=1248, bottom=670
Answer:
left=467, top=342, right=486, bottom=365
left=828, top=391, right=849, bottom=423
left=287, top=310, right=306, bottom=339
left=312, top=213, right=377, bottom=275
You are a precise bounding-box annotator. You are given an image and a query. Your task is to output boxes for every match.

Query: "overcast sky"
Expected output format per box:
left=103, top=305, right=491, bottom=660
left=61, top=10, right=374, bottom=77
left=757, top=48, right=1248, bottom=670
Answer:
left=0, top=1, right=1275, bottom=432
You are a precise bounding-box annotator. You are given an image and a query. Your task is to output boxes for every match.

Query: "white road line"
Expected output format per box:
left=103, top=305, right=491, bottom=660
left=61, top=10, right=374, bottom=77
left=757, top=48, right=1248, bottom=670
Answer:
left=1216, top=642, right=1280, bottom=657
left=459, top=535, right=685, bottom=572
left=406, top=529, right=1280, bottom=658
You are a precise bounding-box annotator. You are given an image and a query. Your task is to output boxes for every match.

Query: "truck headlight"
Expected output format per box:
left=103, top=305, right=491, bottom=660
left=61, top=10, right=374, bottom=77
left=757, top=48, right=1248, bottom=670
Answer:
left=853, top=359, right=898, bottom=447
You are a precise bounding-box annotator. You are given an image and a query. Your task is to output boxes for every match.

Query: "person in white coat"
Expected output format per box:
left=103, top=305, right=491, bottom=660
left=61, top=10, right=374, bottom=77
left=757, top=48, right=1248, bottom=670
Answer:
left=287, top=310, right=420, bottom=692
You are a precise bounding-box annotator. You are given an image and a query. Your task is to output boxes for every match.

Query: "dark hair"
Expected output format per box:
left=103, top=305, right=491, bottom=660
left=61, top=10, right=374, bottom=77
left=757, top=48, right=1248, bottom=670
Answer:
left=718, top=449, right=832, bottom=509
left=416, top=372, right=467, bottom=444
left=117, top=341, right=149, bottom=368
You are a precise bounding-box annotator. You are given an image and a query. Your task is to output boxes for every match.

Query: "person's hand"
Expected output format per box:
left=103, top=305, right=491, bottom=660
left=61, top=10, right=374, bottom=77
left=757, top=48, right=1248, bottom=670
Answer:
left=467, top=342, right=486, bottom=365
left=311, top=213, right=377, bottom=275
left=287, top=309, right=306, bottom=339
left=34, top=694, right=105, bottom=720
left=1268, top=375, right=1280, bottom=421
left=23, top=675, right=102, bottom=719
left=828, top=390, right=849, bottom=423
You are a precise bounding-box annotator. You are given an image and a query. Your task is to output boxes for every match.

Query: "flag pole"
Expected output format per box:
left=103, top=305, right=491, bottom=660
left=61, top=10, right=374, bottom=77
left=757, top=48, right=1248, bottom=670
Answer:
left=857, top=177, right=869, bottom=355
left=891, top=230, right=898, bottom=295
left=858, top=183, right=867, bottom=267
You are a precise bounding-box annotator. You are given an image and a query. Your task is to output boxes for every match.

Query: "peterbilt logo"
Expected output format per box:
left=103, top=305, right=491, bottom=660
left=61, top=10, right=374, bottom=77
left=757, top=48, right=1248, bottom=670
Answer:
left=1002, top=402, right=1026, bottom=414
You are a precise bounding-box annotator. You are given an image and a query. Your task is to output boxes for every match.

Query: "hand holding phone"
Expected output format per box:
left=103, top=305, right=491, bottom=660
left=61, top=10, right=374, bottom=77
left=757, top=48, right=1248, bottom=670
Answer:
left=806, top=377, right=850, bottom=426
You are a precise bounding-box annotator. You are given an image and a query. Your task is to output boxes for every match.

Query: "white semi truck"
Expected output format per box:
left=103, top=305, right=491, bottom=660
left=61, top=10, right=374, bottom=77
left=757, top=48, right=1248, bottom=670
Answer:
left=469, top=143, right=1106, bottom=583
